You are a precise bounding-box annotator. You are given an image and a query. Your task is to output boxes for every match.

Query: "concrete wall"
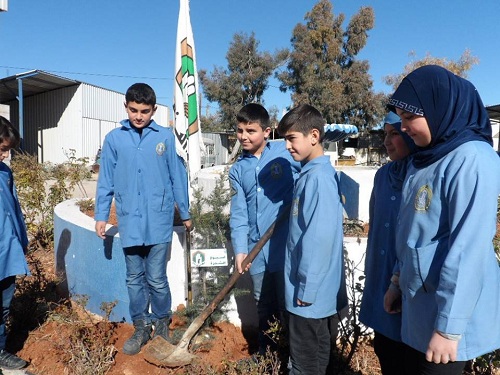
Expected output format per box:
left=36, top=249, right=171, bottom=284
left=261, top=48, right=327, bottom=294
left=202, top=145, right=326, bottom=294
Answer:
left=336, top=166, right=377, bottom=223
left=53, top=197, right=257, bottom=327
left=54, top=199, right=188, bottom=322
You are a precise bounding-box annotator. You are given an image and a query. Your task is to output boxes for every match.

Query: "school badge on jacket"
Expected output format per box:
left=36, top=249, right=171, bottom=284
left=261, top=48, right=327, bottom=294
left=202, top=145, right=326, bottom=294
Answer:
left=414, top=184, right=432, bottom=212
left=292, top=197, right=299, bottom=216
left=156, top=142, right=166, bottom=156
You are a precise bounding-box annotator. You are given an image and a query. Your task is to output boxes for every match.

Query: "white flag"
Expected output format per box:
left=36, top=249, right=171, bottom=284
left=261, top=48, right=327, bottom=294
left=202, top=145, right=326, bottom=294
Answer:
left=173, top=0, right=204, bottom=180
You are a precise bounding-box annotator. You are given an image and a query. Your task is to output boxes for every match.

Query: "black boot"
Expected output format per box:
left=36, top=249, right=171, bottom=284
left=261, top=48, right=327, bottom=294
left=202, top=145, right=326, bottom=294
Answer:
left=0, top=349, right=27, bottom=370
left=122, top=320, right=152, bottom=355
left=153, top=317, right=171, bottom=342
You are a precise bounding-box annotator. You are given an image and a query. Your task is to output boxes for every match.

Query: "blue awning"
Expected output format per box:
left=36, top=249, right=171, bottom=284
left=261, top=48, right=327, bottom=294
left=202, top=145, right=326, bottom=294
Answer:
left=324, top=124, right=358, bottom=142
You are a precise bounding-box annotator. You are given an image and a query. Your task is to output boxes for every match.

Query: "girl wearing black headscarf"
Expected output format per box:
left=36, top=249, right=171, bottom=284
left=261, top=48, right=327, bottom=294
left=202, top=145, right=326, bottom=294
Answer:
left=384, top=65, right=500, bottom=375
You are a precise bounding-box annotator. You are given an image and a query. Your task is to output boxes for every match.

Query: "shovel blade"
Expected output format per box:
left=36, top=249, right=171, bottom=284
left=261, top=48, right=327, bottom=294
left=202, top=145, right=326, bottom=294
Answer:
left=143, top=336, right=197, bottom=367
left=142, top=336, right=176, bottom=364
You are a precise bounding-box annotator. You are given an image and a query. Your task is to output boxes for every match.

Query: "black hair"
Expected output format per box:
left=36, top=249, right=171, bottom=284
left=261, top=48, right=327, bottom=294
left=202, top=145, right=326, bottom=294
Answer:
left=0, top=116, right=21, bottom=149
left=277, top=104, right=325, bottom=141
left=125, top=83, right=157, bottom=106
left=236, top=103, right=270, bottom=130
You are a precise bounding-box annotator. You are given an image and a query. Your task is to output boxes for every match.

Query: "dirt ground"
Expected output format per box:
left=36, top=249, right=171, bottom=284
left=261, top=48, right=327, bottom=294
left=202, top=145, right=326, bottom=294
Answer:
left=18, top=317, right=252, bottom=375
left=11, top=247, right=259, bottom=375
left=8, top=236, right=382, bottom=375
left=16, top=311, right=379, bottom=375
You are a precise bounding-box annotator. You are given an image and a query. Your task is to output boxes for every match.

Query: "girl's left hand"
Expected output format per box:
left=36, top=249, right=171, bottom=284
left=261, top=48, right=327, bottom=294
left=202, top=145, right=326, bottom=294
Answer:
left=426, top=331, right=458, bottom=364
left=383, top=287, right=402, bottom=313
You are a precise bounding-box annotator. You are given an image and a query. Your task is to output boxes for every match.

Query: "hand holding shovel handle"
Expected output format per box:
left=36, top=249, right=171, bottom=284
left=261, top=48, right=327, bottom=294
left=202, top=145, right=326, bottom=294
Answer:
left=143, top=205, right=290, bottom=367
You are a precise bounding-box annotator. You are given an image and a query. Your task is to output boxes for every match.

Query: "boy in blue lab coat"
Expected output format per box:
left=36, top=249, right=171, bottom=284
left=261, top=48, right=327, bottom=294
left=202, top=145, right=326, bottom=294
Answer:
left=277, top=104, right=347, bottom=374
left=229, top=103, right=299, bottom=355
left=94, top=83, right=191, bottom=355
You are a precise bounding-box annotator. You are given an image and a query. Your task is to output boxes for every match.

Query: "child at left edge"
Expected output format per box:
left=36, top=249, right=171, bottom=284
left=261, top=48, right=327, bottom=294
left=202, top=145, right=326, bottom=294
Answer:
left=278, top=104, right=347, bottom=374
left=0, top=116, right=29, bottom=370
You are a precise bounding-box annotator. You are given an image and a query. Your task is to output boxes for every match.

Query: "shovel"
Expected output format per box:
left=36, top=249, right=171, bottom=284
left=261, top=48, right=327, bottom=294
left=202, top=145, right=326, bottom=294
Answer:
left=143, top=208, right=288, bottom=367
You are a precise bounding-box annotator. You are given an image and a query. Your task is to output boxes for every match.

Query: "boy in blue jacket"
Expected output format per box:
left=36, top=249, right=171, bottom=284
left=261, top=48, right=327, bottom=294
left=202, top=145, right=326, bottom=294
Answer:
left=229, top=103, right=299, bottom=355
left=0, top=117, right=29, bottom=370
left=94, top=83, right=191, bottom=355
left=277, top=104, right=347, bottom=374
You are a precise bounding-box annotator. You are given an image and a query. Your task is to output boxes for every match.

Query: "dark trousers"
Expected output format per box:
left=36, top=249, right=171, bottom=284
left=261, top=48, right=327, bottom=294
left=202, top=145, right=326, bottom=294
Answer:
left=373, top=331, right=407, bottom=375
left=288, top=313, right=332, bottom=375
left=0, top=276, right=16, bottom=350
left=404, top=344, right=466, bottom=375
left=251, top=270, right=285, bottom=355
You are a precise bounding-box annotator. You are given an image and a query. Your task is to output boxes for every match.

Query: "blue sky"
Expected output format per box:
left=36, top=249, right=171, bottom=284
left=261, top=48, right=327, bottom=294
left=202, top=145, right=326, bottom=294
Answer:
left=1, top=0, right=500, bottom=118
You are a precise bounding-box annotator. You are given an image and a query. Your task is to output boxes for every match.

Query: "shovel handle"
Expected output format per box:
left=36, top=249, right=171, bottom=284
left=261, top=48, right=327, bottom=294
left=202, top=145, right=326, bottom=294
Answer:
left=176, top=204, right=291, bottom=350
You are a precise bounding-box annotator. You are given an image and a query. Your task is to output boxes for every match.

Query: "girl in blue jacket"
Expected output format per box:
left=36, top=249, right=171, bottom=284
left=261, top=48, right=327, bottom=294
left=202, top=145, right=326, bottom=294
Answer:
left=386, top=65, right=500, bottom=375
left=359, top=111, right=416, bottom=375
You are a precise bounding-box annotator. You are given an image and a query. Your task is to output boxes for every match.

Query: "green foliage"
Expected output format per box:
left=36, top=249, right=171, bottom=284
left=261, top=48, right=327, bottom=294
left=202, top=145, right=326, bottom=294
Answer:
left=11, top=149, right=91, bottom=252
left=199, top=32, right=288, bottom=131
left=343, top=218, right=365, bottom=237
left=190, top=170, right=231, bottom=249
left=181, top=170, right=234, bottom=327
left=76, top=197, right=95, bottom=213
left=384, top=49, right=479, bottom=90
left=11, top=153, right=53, bottom=250
left=277, top=0, right=386, bottom=132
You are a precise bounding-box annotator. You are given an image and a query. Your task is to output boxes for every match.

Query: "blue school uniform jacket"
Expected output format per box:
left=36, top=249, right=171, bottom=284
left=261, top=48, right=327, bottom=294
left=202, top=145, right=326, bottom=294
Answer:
left=229, top=141, right=299, bottom=275
left=284, top=156, right=347, bottom=318
left=95, top=120, right=190, bottom=248
left=0, top=162, right=29, bottom=280
left=397, top=141, right=500, bottom=360
left=359, top=161, right=407, bottom=341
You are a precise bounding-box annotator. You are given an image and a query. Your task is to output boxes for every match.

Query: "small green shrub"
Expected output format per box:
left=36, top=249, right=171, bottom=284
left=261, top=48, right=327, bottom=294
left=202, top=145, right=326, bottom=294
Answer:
left=11, top=149, right=91, bottom=252
left=337, top=246, right=371, bottom=366
left=185, top=170, right=234, bottom=327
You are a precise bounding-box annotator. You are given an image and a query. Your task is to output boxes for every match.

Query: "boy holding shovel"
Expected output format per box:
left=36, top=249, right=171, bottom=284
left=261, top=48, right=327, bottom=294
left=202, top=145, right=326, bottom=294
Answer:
left=229, top=103, right=300, bottom=356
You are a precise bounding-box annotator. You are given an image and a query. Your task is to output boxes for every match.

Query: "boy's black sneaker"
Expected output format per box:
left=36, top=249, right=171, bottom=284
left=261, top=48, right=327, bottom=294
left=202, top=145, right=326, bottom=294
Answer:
left=0, top=349, right=28, bottom=370
left=152, top=317, right=171, bottom=342
left=122, top=320, right=152, bottom=355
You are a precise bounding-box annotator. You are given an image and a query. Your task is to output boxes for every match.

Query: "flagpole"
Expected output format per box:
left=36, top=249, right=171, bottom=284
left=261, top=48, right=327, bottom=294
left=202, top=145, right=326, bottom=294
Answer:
left=174, top=0, right=204, bottom=306
left=182, top=74, right=193, bottom=305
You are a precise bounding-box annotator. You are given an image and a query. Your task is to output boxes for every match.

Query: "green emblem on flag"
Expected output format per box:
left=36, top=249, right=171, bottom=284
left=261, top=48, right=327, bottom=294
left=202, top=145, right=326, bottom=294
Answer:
left=176, top=38, right=199, bottom=138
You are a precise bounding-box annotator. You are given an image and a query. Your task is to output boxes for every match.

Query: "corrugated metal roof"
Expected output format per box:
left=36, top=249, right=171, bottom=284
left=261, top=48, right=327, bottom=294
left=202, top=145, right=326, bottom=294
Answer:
left=0, top=70, right=79, bottom=103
